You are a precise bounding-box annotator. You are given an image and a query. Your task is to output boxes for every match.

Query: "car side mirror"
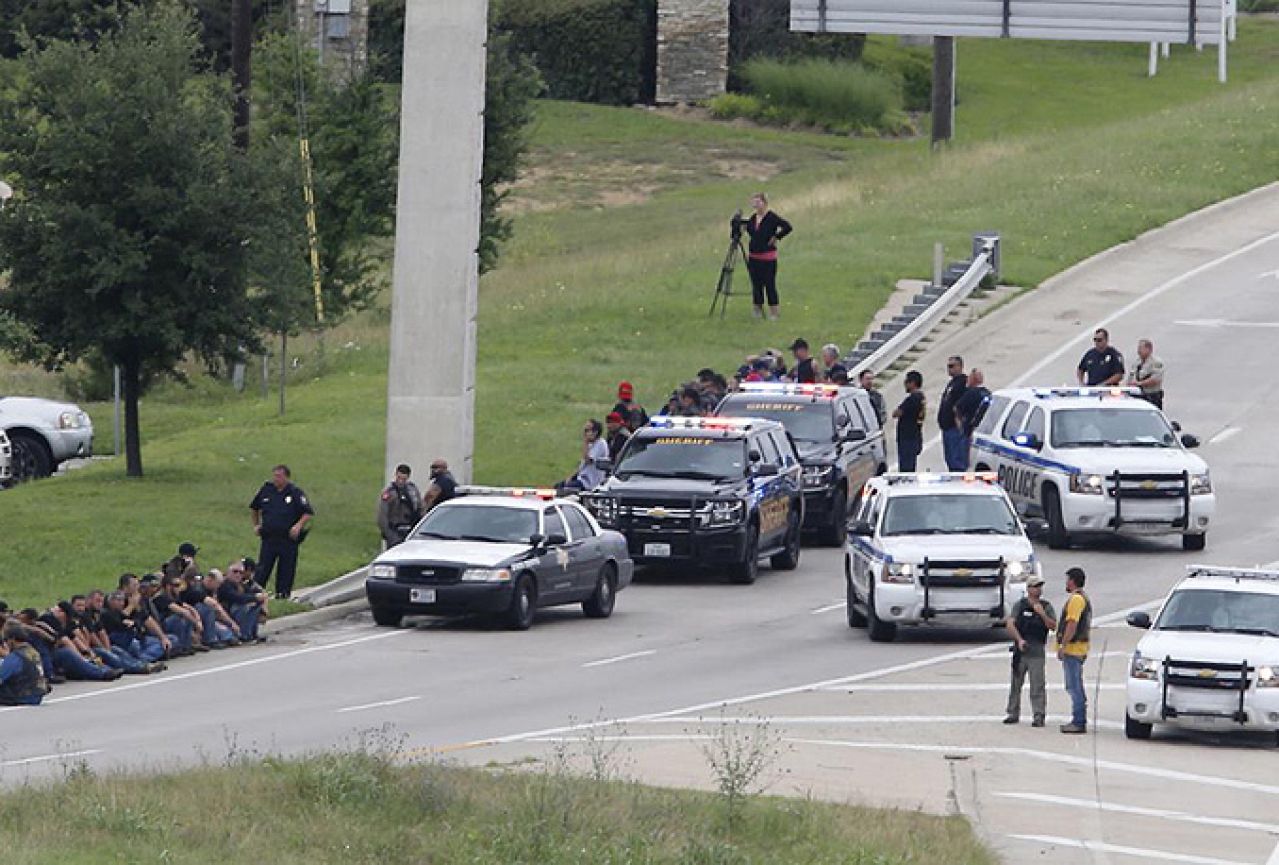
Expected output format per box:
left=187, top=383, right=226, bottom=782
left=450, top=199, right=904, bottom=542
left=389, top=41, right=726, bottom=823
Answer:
left=1170, top=420, right=1183, bottom=432
left=748, top=449, right=762, bottom=463
left=546, top=533, right=568, bottom=547
left=1126, top=611, right=1152, bottom=630
left=1012, top=431, right=1042, bottom=451
left=836, top=414, right=850, bottom=429
left=1180, top=434, right=1200, bottom=449
left=595, top=457, right=614, bottom=473
left=529, top=533, right=546, bottom=548
left=849, top=520, right=873, bottom=537
left=754, top=462, right=780, bottom=477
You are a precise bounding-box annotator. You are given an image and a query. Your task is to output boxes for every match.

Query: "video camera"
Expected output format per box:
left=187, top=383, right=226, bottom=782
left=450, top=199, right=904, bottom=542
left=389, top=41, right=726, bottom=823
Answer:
left=729, top=209, right=745, bottom=241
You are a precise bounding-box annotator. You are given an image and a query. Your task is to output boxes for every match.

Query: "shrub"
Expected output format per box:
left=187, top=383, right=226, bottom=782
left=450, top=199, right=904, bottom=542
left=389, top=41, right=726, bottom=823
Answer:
left=499, top=0, right=657, bottom=105
left=708, top=92, right=766, bottom=121
left=729, top=0, right=866, bottom=90
left=861, top=39, right=933, bottom=113
left=741, top=58, right=900, bottom=131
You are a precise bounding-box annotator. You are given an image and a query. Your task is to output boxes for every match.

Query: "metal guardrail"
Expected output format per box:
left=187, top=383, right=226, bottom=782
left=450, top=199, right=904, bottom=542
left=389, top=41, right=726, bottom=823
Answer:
left=851, top=233, right=1000, bottom=376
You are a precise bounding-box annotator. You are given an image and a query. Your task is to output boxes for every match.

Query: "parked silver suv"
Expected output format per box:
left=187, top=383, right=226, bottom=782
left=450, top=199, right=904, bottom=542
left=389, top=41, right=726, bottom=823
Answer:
left=0, top=396, right=94, bottom=483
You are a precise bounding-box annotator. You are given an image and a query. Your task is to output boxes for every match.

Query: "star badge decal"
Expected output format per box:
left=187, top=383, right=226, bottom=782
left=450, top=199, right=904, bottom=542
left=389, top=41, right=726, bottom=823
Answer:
left=555, top=547, right=571, bottom=572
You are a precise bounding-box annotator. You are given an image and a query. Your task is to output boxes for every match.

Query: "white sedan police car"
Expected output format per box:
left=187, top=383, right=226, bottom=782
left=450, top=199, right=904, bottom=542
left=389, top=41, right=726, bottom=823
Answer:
left=365, top=488, right=634, bottom=631
left=844, top=473, right=1038, bottom=642
left=970, top=387, right=1213, bottom=551
left=1125, top=566, right=1279, bottom=743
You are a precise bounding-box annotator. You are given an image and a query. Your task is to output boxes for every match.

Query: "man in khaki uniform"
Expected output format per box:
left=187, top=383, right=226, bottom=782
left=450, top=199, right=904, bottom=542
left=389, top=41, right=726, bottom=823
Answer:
left=1128, top=338, right=1165, bottom=409
left=1003, top=575, right=1057, bottom=727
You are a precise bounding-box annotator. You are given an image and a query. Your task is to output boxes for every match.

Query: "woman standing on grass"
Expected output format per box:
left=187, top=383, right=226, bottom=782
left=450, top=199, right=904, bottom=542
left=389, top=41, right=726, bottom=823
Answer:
left=744, top=192, right=792, bottom=321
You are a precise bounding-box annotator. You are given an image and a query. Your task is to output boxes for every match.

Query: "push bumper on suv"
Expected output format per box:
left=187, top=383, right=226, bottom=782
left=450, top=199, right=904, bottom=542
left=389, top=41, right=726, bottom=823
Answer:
left=1063, top=471, right=1214, bottom=536
left=1127, top=657, right=1279, bottom=731
left=607, top=498, right=751, bottom=566
left=873, top=558, right=1025, bottom=626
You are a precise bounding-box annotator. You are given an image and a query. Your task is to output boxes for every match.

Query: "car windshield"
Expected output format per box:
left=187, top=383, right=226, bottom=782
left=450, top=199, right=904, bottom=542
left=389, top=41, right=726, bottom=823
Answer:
left=717, top=399, right=833, bottom=443
left=881, top=494, right=1020, bottom=536
left=413, top=504, right=538, bottom=544
left=1155, top=589, right=1279, bottom=636
left=1051, top=407, right=1176, bottom=448
left=615, top=436, right=746, bottom=480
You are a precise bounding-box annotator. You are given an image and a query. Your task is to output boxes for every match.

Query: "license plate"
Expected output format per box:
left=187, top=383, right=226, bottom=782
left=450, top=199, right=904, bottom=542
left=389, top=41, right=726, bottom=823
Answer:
left=410, top=588, right=436, bottom=604
left=644, top=543, right=671, bottom=558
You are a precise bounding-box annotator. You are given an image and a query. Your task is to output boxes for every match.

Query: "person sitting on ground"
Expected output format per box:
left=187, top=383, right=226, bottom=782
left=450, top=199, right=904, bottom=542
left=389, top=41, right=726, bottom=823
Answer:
left=101, top=588, right=167, bottom=665
left=40, top=601, right=123, bottom=682
left=176, top=542, right=201, bottom=580
left=119, top=574, right=174, bottom=661
left=612, top=381, right=649, bottom=432
left=179, top=570, right=230, bottom=649
left=605, top=412, right=632, bottom=463
left=75, top=593, right=157, bottom=675
left=559, top=419, right=610, bottom=493
left=218, top=562, right=268, bottom=643
left=675, top=386, right=702, bottom=417
left=16, top=608, right=62, bottom=684
left=140, top=575, right=192, bottom=656
left=198, top=569, right=242, bottom=646
left=0, top=619, right=49, bottom=706
left=156, top=574, right=209, bottom=652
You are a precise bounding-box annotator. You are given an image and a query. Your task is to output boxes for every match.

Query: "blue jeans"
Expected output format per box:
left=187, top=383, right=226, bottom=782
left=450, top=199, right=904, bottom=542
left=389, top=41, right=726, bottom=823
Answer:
left=195, top=604, right=225, bottom=645
left=94, top=647, right=146, bottom=673
left=52, top=646, right=114, bottom=681
left=164, top=614, right=194, bottom=651
left=111, top=632, right=166, bottom=663
left=942, top=427, right=969, bottom=471
left=231, top=604, right=261, bottom=641
left=1062, top=654, right=1087, bottom=727
left=32, top=640, right=56, bottom=679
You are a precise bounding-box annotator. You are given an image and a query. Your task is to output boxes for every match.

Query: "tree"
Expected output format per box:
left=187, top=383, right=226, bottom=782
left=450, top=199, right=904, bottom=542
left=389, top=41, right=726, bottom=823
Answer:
left=0, top=2, right=295, bottom=476
left=0, top=0, right=127, bottom=58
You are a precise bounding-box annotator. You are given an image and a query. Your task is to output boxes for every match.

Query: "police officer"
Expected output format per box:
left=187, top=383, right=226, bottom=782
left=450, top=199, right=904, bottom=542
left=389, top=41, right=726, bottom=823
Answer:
left=1076, top=328, right=1125, bottom=386
left=893, top=370, right=926, bottom=472
left=248, top=464, right=315, bottom=599
left=420, top=458, right=458, bottom=514
left=938, top=356, right=969, bottom=471
left=1128, top=338, right=1165, bottom=409
left=0, top=619, right=48, bottom=706
left=1003, top=575, right=1057, bottom=727
left=378, top=463, right=423, bottom=547
left=858, top=369, right=886, bottom=428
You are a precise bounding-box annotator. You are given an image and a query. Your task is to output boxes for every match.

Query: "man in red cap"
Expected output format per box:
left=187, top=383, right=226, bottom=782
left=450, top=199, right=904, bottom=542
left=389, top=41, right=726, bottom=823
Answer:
left=605, top=412, right=632, bottom=462
left=612, top=381, right=649, bottom=431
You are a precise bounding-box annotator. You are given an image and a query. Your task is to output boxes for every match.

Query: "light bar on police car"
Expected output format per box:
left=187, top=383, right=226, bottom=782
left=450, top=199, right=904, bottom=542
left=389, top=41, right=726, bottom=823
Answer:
left=738, top=382, right=843, bottom=398
left=880, top=472, right=998, bottom=485
left=1031, top=386, right=1142, bottom=400
left=1185, top=564, right=1279, bottom=582
left=647, top=417, right=756, bottom=431
left=456, top=485, right=557, bottom=500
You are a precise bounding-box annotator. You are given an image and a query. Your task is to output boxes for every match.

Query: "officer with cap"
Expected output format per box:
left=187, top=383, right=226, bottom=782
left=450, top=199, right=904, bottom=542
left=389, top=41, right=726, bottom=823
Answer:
left=248, top=464, right=314, bottom=599
left=1003, top=575, right=1057, bottom=727
left=378, top=463, right=423, bottom=547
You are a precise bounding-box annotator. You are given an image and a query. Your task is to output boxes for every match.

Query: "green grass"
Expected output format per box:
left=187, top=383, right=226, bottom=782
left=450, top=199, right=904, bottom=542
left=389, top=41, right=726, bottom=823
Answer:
left=732, top=58, right=904, bottom=133
left=0, top=751, right=996, bottom=864
left=2, top=24, right=1279, bottom=609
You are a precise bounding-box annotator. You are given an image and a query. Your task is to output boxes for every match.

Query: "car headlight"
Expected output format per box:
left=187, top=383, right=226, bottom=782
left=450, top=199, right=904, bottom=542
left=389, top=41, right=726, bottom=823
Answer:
left=1190, top=472, right=1212, bottom=495
left=58, top=411, right=84, bottom=430
left=702, top=500, right=746, bottom=527
left=802, top=465, right=835, bottom=489
left=1129, top=652, right=1159, bottom=681
left=1257, top=665, right=1278, bottom=688
left=1069, top=473, right=1105, bottom=495
left=1004, top=560, right=1034, bottom=583
left=882, top=562, right=914, bottom=584
left=369, top=563, right=397, bottom=580
left=461, top=568, right=512, bottom=583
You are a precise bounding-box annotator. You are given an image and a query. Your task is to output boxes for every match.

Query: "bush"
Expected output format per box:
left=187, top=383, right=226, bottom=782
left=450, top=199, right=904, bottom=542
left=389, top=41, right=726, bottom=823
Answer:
left=741, top=58, right=901, bottom=132
left=862, top=41, right=934, bottom=113
left=708, top=91, right=765, bottom=121
left=729, top=0, right=865, bottom=90
left=499, top=0, right=656, bottom=105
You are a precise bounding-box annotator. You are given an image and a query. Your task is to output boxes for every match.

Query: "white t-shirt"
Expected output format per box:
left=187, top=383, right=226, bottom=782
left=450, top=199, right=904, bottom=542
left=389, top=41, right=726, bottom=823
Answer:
left=575, top=438, right=610, bottom=490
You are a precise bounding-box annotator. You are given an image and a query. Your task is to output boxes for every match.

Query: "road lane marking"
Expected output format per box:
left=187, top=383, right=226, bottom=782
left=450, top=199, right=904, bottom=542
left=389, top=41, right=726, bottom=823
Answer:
left=1209, top=426, right=1242, bottom=445
left=336, top=695, right=422, bottom=714
left=996, top=791, right=1279, bottom=835
left=1176, top=319, right=1279, bottom=328
left=1, top=749, right=102, bottom=768
left=582, top=650, right=657, bottom=668
left=810, top=601, right=846, bottom=615
left=41, top=630, right=409, bottom=707
left=1268, top=839, right=1279, bottom=865
left=815, top=683, right=1124, bottom=692
left=1009, top=834, right=1254, bottom=865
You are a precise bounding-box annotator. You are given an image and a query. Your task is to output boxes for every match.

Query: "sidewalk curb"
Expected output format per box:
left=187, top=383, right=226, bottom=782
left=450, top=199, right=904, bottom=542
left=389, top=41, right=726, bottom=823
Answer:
left=264, top=597, right=368, bottom=636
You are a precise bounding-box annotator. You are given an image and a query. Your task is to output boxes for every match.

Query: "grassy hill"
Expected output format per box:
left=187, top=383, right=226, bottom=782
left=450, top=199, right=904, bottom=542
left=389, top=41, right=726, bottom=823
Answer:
left=2, top=28, right=1278, bottom=607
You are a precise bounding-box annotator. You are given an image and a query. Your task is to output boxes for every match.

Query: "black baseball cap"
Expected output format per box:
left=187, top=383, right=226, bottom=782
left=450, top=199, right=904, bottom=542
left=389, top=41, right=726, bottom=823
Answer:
left=178, top=542, right=198, bottom=557
left=0, top=600, right=9, bottom=614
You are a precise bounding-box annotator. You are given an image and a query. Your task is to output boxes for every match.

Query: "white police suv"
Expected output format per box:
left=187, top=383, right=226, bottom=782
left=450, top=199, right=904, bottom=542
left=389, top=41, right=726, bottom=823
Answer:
left=844, top=472, right=1038, bottom=642
left=969, top=387, right=1213, bottom=551
left=1125, top=565, right=1279, bottom=743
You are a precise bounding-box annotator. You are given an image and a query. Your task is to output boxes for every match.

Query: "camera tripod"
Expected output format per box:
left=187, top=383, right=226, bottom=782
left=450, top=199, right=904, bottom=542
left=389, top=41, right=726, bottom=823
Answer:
left=708, top=233, right=749, bottom=319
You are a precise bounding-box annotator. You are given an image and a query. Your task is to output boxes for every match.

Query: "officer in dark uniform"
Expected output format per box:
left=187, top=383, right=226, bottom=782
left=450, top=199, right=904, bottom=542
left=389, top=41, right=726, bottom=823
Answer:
left=1076, top=328, right=1125, bottom=386
left=378, top=463, right=423, bottom=547
left=248, top=464, right=315, bottom=599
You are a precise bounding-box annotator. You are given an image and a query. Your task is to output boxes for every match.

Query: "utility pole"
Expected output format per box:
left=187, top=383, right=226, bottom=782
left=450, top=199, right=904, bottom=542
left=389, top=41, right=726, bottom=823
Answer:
left=931, top=36, right=955, bottom=148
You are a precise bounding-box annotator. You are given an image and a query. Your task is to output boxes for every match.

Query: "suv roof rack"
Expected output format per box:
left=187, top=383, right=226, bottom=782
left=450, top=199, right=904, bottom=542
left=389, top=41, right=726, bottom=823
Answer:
left=1031, top=386, right=1142, bottom=400
left=879, top=472, right=998, bottom=486
left=1185, top=564, right=1279, bottom=582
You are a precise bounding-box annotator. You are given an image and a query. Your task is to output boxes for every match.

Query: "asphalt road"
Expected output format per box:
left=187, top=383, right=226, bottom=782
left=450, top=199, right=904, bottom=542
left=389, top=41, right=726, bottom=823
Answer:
left=4, top=185, right=1279, bottom=864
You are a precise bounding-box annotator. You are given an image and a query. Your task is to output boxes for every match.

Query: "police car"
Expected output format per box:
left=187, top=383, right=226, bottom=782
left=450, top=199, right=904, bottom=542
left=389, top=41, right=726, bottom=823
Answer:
left=845, top=472, right=1037, bottom=642
left=1125, top=565, right=1279, bottom=743
left=364, top=488, right=633, bottom=630
left=579, top=416, right=803, bottom=584
left=714, top=383, right=887, bottom=545
left=969, top=387, right=1213, bottom=551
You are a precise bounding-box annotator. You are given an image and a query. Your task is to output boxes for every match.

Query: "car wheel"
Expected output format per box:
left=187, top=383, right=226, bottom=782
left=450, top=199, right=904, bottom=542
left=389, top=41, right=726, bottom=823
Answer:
left=771, top=510, right=802, bottom=570
left=819, top=489, right=846, bottom=547
left=582, top=564, right=617, bottom=619
left=370, top=606, right=402, bottom=628
left=1182, top=533, right=1206, bottom=552
left=1044, top=486, right=1070, bottom=550
left=506, top=576, right=537, bottom=630
left=1124, top=714, right=1153, bottom=740
left=728, top=523, right=759, bottom=585
left=9, top=432, right=53, bottom=483
left=867, top=584, right=896, bottom=643
left=846, top=561, right=867, bottom=628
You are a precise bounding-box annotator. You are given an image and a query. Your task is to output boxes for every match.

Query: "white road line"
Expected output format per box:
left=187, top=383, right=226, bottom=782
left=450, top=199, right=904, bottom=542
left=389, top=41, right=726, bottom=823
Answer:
left=810, top=601, right=846, bottom=615
left=582, top=650, right=657, bottom=668
left=336, top=695, right=422, bottom=714
left=996, top=791, right=1279, bottom=835
left=1009, top=834, right=1255, bottom=865
left=1209, top=426, right=1242, bottom=445
left=787, top=739, right=1279, bottom=797
left=42, top=630, right=409, bottom=707
left=815, top=683, right=1124, bottom=692
left=1267, top=839, right=1279, bottom=865
left=1175, top=319, right=1279, bottom=329
left=636, top=714, right=1124, bottom=729
left=1, top=749, right=102, bottom=768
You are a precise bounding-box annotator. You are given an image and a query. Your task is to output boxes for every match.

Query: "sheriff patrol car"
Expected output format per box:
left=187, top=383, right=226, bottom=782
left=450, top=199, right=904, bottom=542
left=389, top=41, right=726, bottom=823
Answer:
left=844, top=472, right=1037, bottom=642
left=969, top=387, right=1213, bottom=551
left=580, top=416, right=803, bottom=584
left=1125, top=565, right=1279, bottom=743
left=714, top=383, right=886, bottom=545
left=365, top=488, right=633, bottom=630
